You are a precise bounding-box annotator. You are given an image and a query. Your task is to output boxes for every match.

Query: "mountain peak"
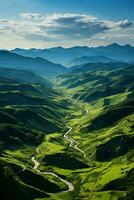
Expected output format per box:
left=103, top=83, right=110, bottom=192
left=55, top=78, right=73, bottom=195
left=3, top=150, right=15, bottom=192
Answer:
left=107, top=43, right=121, bottom=48
left=123, top=44, right=132, bottom=48
left=49, top=46, right=65, bottom=51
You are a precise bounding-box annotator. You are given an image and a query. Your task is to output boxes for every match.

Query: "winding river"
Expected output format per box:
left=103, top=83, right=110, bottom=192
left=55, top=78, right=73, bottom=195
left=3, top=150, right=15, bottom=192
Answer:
left=31, top=105, right=88, bottom=193
left=64, top=126, right=86, bottom=157
left=13, top=103, right=88, bottom=194
left=31, top=147, right=74, bottom=193
left=63, top=106, right=88, bottom=157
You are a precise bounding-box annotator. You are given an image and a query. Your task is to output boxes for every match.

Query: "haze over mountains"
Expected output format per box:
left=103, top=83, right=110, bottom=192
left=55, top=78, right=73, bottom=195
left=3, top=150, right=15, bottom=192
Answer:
left=11, top=43, right=134, bottom=66
left=1, top=44, right=133, bottom=81
left=0, top=50, right=66, bottom=77
left=69, top=55, right=115, bottom=66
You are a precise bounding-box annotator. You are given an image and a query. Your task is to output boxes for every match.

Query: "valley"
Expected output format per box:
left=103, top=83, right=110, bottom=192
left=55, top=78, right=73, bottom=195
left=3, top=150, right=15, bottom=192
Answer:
left=0, top=0, right=133, bottom=199
left=0, top=54, right=134, bottom=200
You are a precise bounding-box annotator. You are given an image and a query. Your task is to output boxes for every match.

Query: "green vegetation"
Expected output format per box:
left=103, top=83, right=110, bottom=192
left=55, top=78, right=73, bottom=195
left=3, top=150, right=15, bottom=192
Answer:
left=0, top=64, right=134, bottom=200
left=54, top=65, right=134, bottom=199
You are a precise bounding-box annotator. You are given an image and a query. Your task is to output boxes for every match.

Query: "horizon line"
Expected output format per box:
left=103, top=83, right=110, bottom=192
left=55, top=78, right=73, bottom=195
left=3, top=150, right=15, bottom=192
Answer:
left=0, top=43, right=133, bottom=51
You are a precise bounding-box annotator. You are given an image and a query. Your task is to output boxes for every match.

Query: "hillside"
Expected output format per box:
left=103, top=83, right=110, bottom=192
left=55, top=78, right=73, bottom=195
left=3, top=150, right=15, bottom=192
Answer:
left=0, top=68, right=73, bottom=199
left=0, top=51, right=66, bottom=78
left=69, top=55, right=115, bottom=66
left=54, top=65, right=134, bottom=200
left=0, top=73, right=67, bottom=133
left=0, top=67, right=50, bottom=86
left=69, top=62, right=131, bottom=74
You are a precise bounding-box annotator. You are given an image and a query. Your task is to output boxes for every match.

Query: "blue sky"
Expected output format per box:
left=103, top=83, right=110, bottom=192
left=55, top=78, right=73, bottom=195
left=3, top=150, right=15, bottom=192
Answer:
left=0, top=0, right=134, bottom=20
left=0, top=0, right=133, bottom=49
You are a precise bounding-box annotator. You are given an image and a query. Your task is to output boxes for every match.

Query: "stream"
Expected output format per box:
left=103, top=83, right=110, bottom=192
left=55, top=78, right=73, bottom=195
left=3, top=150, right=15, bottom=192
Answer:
left=31, top=147, right=74, bottom=192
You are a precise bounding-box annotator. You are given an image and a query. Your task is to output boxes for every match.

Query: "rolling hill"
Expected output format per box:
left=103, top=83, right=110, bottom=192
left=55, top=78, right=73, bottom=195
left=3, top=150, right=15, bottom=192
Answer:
left=69, top=62, right=131, bottom=73
left=69, top=55, right=115, bottom=66
left=0, top=50, right=66, bottom=78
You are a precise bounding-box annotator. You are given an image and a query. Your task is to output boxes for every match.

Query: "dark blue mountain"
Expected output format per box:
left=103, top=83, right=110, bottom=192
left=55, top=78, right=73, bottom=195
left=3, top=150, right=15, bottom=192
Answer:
left=0, top=50, right=66, bottom=77
left=11, top=43, right=134, bottom=66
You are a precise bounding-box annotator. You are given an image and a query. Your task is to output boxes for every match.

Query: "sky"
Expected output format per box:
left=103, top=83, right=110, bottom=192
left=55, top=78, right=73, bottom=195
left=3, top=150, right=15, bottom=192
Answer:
left=0, top=0, right=133, bottom=49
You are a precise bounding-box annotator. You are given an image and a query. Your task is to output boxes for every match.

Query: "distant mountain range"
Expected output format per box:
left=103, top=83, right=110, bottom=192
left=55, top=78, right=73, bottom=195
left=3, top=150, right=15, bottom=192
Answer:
left=0, top=50, right=132, bottom=79
left=0, top=50, right=66, bottom=77
left=11, top=43, right=134, bottom=66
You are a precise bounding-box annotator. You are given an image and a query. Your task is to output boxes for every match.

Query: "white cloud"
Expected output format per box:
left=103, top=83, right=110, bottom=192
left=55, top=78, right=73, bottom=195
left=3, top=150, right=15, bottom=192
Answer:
left=0, top=13, right=133, bottom=48
left=116, top=19, right=133, bottom=28
left=20, top=13, right=44, bottom=20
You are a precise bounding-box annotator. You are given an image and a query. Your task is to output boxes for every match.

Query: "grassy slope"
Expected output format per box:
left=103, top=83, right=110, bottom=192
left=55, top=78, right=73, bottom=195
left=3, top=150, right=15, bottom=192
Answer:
left=47, top=66, right=134, bottom=200
left=0, top=70, right=70, bottom=199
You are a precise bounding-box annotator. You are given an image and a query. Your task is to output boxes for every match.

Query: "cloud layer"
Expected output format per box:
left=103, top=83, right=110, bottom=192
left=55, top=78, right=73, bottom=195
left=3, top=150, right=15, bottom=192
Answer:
left=0, top=13, right=133, bottom=48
